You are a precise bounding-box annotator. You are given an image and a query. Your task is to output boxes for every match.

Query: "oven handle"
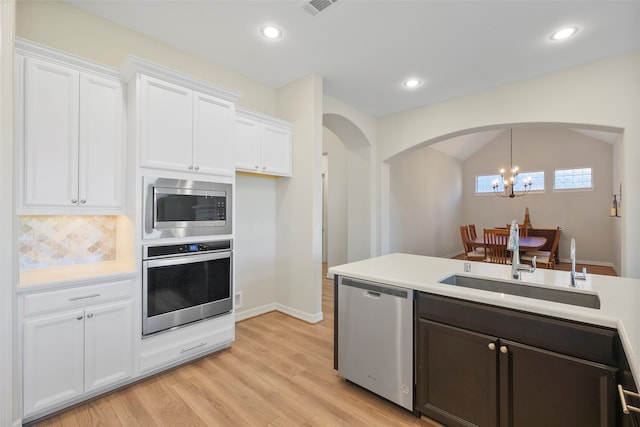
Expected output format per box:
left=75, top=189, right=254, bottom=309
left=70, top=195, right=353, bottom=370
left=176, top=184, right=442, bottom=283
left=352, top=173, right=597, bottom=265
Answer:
left=143, top=251, right=231, bottom=268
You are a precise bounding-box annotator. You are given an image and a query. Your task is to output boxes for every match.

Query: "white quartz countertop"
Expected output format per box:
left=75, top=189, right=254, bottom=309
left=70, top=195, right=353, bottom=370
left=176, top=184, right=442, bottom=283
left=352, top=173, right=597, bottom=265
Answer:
left=329, top=253, right=640, bottom=385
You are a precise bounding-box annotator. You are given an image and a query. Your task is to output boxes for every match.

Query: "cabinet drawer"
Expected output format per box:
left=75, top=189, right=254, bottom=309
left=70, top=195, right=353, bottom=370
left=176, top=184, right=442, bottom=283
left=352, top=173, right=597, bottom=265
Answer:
left=138, top=318, right=234, bottom=374
left=23, top=280, right=132, bottom=317
left=417, top=292, right=617, bottom=366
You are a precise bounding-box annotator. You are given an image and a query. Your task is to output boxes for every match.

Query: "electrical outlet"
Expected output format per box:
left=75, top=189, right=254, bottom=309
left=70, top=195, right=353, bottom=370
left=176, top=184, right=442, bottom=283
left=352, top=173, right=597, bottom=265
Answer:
left=234, top=291, right=243, bottom=309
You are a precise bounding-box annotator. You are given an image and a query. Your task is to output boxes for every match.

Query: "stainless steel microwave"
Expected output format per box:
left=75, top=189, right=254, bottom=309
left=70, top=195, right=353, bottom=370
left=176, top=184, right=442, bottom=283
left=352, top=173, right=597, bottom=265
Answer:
left=143, top=177, right=232, bottom=239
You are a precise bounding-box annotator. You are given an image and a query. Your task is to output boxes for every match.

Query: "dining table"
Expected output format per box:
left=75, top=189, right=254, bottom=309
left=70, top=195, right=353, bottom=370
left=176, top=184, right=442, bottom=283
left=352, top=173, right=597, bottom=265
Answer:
left=469, top=235, right=547, bottom=252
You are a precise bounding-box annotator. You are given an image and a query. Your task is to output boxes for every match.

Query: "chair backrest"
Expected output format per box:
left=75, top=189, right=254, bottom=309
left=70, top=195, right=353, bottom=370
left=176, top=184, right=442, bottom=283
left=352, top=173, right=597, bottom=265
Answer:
left=468, top=224, right=477, bottom=240
left=484, top=228, right=510, bottom=264
left=460, top=225, right=472, bottom=252
left=506, top=223, right=528, bottom=237
left=549, top=226, right=562, bottom=254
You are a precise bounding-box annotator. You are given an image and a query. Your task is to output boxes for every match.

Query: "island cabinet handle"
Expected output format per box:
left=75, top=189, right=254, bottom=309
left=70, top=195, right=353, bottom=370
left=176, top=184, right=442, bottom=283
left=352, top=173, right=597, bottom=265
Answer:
left=488, top=343, right=496, bottom=351
left=618, top=385, right=640, bottom=414
left=500, top=345, right=508, bottom=354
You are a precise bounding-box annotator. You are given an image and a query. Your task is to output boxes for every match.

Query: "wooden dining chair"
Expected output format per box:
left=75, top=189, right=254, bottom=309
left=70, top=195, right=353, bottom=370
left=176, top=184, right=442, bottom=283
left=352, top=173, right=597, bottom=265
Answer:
left=506, top=223, right=528, bottom=237
left=460, top=225, right=485, bottom=261
left=484, top=228, right=510, bottom=264
left=521, top=226, right=561, bottom=269
left=468, top=224, right=477, bottom=240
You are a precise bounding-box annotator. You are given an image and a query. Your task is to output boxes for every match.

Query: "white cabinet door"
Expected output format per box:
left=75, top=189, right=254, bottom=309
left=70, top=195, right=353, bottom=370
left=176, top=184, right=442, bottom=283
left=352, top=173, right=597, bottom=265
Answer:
left=193, top=92, right=235, bottom=176
left=23, top=57, right=79, bottom=208
left=79, top=73, right=124, bottom=209
left=139, top=75, right=193, bottom=172
left=23, top=309, right=85, bottom=416
left=84, top=300, right=132, bottom=392
left=234, top=116, right=261, bottom=172
left=261, top=123, right=292, bottom=176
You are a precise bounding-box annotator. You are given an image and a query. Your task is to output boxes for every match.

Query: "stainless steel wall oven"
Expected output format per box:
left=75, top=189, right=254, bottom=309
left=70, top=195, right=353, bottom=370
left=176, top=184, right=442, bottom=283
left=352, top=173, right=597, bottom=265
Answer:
left=142, top=239, right=232, bottom=337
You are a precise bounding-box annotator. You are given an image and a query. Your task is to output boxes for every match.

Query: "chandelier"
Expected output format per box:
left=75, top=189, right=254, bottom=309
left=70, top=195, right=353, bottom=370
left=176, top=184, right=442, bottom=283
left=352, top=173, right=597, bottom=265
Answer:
left=492, top=129, right=532, bottom=198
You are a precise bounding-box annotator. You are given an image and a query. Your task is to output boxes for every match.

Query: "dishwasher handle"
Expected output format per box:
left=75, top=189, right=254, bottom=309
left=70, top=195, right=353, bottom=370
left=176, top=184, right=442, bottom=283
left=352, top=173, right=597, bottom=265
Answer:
left=341, top=277, right=411, bottom=299
left=365, top=290, right=381, bottom=298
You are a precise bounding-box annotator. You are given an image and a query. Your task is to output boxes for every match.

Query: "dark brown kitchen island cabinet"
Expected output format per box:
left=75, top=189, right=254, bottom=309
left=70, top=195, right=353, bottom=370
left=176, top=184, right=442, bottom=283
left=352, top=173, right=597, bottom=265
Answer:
left=416, top=292, right=618, bottom=427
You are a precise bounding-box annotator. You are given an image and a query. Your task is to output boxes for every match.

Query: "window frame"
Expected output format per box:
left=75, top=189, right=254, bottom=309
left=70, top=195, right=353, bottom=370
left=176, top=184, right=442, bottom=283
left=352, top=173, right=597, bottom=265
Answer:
left=553, top=167, right=594, bottom=192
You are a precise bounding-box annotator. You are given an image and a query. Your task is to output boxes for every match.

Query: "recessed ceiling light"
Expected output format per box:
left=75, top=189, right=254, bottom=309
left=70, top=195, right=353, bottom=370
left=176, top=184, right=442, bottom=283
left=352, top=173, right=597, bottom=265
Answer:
left=550, top=26, right=578, bottom=41
left=403, top=78, right=422, bottom=88
left=260, top=25, right=282, bottom=40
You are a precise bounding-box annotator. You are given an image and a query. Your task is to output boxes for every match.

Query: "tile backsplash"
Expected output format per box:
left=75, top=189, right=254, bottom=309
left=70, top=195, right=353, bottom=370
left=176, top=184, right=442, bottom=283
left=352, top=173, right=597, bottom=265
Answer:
left=19, top=216, right=117, bottom=270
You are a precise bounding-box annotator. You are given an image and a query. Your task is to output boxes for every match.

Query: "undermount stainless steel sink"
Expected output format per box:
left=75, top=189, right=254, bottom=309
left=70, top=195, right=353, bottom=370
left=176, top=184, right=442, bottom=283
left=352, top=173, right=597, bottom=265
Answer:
left=438, top=274, right=600, bottom=309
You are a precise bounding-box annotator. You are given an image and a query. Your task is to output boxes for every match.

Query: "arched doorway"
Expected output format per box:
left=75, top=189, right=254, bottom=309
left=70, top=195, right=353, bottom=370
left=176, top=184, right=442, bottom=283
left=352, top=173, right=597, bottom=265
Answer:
left=322, top=113, right=372, bottom=275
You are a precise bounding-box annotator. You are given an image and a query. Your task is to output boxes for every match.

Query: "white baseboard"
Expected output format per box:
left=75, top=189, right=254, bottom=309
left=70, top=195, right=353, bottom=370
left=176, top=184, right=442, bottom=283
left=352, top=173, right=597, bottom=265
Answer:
left=276, top=303, right=323, bottom=323
left=235, top=303, right=323, bottom=324
left=234, top=303, right=277, bottom=322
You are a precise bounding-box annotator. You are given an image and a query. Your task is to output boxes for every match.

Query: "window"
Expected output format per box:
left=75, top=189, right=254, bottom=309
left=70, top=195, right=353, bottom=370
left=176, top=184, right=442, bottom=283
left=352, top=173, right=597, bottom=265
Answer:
left=476, top=171, right=544, bottom=194
left=476, top=174, right=502, bottom=194
left=554, top=168, right=592, bottom=190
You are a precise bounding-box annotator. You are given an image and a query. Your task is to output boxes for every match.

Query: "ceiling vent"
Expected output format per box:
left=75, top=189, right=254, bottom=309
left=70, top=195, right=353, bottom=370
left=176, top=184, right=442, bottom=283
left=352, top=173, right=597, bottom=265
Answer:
left=302, top=0, right=339, bottom=16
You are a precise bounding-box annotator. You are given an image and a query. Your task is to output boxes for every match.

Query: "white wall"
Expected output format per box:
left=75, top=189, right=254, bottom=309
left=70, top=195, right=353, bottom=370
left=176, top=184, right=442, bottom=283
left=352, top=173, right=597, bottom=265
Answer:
left=275, top=74, right=324, bottom=322
left=389, top=146, right=463, bottom=258
left=347, top=145, right=371, bottom=262
left=462, top=127, right=614, bottom=264
left=234, top=174, right=277, bottom=321
left=323, top=128, right=348, bottom=269
left=612, top=134, right=624, bottom=274
left=378, top=52, right=640, bottom=277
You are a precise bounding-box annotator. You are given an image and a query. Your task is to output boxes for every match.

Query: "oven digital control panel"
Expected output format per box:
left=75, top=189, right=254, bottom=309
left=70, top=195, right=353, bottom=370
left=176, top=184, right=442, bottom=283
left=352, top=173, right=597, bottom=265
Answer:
left=144, top=239, right=233, bottom=259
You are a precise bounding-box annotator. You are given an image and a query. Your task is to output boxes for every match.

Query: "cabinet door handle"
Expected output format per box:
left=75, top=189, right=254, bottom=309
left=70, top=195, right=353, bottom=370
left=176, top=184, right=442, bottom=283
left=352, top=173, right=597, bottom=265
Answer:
left=254, top=165, right=259, bottom=170
left=488, top=342, right=496, bottom=351
left=87, top=313, right=93, bottom=319
left=76, top=315, right=83, bottom=320
left=180, top=342, right=207, bottom=354
left=80, top=199, right=86, bottom=204
left=500, top=345, right=508, bottom=354
left=618, top=385, right=640, bottom=414
left=71, top=199, right=78, bottom=204
left=188, top=165, right=194, bottom=170
left=194, top=166, right=199, bottom=171
left=68, top=293, right=100, bottom=301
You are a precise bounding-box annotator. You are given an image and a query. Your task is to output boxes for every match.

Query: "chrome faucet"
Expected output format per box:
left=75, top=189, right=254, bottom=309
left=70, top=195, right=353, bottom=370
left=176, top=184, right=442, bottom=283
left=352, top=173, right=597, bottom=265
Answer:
left=507, top=220, right=536, bottom=280
left=570, top=238, right=587, bottom=286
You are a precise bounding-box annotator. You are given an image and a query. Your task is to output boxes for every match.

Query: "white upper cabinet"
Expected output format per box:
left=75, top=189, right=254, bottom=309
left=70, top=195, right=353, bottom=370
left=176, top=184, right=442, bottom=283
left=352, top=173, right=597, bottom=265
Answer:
left=123, top=56, right=241, bottom=179
left=235, top=115, right=261, bottom=172
left=17, top=41, right=124, bottom=214
left=235, top=108, right=293, bottom=177
left=139, top=75, right=193, bottom=171
left=79, top=73, right=124, bottom=209
left=193, top=92, right=235, bottom=176
left=22, top=57, right=80, bottom=210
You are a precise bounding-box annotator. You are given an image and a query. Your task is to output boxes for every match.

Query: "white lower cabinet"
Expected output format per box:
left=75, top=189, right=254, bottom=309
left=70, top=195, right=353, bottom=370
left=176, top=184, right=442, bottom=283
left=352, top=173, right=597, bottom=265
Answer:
left=21, top=281, right=133, bottom=418
left=137, top=313, right=234, bottom=375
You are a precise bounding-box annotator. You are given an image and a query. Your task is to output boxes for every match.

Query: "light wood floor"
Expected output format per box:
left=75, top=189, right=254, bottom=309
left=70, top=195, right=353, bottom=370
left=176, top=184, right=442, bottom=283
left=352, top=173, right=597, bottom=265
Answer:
left=32, top=267, right=441, bottom=427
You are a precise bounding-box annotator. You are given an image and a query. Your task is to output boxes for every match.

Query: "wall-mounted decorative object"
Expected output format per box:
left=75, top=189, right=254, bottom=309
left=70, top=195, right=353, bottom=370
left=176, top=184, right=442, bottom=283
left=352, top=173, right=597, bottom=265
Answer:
left=611, top=182, right=622, bottom=217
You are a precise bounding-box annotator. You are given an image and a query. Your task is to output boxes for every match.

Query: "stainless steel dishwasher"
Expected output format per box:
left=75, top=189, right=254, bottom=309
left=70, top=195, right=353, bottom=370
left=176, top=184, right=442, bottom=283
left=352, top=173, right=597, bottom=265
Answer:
left=337, top=276, right=414, bottom=411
